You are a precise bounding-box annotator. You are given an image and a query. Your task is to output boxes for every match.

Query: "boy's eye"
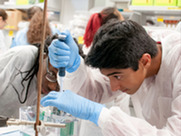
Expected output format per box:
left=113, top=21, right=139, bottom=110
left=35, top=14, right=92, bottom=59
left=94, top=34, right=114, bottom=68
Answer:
left=114, top=76, right=122, bottom=80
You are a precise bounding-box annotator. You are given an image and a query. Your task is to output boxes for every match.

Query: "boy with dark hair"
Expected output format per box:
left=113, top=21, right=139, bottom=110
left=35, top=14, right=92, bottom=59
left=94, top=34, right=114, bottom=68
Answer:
left=86, top=20, right=158, bottom=71
left=41, top=20, right=181, bottom=136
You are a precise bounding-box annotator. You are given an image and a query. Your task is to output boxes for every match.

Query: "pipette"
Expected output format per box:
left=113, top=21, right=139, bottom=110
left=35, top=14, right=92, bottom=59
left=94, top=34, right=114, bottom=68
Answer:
left=57, top=34, right=66, bottom=92
left=59, top=67, right=65, bottom=92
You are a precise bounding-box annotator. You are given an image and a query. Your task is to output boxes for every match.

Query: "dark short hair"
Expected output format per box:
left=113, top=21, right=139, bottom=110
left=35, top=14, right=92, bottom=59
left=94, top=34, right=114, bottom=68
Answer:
left=85, top=19, right=158, bottom=71
left=0, top=9, right=8, bottom=20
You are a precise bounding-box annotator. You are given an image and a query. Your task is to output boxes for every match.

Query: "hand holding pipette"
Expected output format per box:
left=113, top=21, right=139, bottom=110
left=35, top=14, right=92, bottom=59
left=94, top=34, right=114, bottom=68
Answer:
left=48, top=31, right=80, bottom=92
left=48, top=30, right=81, bottom=73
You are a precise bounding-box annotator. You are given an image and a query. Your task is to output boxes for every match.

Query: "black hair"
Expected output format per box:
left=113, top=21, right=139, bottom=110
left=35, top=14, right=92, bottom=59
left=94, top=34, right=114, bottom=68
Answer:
left=11, top=34, right=57, bottom=104
left=73, top=37, right=86, bottom=59
left=13, top=34, right=85, bottom=104
left=85, top=19, right=158, bottom=71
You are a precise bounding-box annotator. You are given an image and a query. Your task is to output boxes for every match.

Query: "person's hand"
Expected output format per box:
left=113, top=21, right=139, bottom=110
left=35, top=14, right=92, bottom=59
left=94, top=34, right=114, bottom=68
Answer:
left=48, top=30, right=80, bottom=73
left=41, top=90, right=104, bottom=125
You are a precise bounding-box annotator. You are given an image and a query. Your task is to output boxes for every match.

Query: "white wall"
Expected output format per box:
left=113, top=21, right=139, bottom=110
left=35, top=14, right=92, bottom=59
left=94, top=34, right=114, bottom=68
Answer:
left=60, top=0, right=95, bottom=25
left=94, top=0, right=115, bottom=7
left=94, top=0, right=105, bottom=6
left=60, top=0, right=116, bottom=25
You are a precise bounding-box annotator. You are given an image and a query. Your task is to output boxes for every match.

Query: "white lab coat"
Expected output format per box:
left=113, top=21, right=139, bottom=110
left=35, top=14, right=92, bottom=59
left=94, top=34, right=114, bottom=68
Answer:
left=64, top=31, right=181, bottom=136
left=0, top=30, right=8, bottom=54
left=0, top=46, right=38, bottom=118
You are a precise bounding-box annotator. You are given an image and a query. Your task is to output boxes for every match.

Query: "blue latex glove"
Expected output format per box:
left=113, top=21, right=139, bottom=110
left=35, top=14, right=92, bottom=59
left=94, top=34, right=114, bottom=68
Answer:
left=41, top=90, right=104, bottom=126
left=48, top=30, right=80, bottom=73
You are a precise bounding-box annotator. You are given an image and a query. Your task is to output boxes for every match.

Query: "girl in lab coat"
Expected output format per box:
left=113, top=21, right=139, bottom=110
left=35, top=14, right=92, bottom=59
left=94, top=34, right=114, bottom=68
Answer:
left=0, top=35, right=60, bottom=119
left=83, top=7, right=124, bottom=49
left=11, top=10, right=59, bottom=47
left=41, top=20, right=181, bottom=136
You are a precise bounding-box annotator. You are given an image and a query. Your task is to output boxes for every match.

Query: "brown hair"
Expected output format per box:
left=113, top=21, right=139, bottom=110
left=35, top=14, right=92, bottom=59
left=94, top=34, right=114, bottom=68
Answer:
left=0, top=9, right=8, bottom=20
left=27, top=6, right=43, bottom=20
left=27, top=11, right=52, bottom=44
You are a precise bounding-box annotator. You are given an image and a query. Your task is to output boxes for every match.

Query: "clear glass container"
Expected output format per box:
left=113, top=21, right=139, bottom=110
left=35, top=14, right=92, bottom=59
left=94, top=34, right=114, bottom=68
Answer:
left=19, top=106, right=79, bottom=136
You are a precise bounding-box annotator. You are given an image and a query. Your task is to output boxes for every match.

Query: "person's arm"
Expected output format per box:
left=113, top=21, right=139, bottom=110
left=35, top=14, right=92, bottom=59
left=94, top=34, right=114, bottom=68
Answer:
left=98, top=93, right=181, bottom=136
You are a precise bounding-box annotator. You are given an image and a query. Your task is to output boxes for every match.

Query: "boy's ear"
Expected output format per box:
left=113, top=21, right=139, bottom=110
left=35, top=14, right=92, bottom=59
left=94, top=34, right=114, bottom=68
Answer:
left=140, top=53, right=151, bottom=68
left=0, top=16, right=2, bottom=20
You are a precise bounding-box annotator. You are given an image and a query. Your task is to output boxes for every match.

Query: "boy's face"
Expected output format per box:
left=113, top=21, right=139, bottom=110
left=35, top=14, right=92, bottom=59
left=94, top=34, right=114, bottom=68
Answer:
left=100, top=61, right=147, bottom=95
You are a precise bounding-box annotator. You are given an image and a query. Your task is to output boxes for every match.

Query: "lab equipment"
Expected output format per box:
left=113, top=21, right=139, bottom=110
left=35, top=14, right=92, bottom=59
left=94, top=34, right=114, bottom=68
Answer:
left=41, top=90, right=105, bottom=125
left=58, top=34, right=66, bottom=41
left=57, top=34, right=66, bottom=92
left=18, top=105, right=78, bottom=136
left=59, top=67, right=65, bottom=92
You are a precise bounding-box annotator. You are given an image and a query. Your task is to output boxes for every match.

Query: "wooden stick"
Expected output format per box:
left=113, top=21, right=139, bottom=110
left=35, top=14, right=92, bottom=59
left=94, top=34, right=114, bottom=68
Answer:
left=35, top=0, right=48, bottom=135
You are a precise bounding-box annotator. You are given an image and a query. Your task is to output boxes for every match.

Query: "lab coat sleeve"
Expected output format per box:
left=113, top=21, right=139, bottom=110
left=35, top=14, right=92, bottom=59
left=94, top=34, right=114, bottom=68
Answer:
left=63, top=57, right=123, bottom=103
left=98, top=99, right=180, bottom=136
